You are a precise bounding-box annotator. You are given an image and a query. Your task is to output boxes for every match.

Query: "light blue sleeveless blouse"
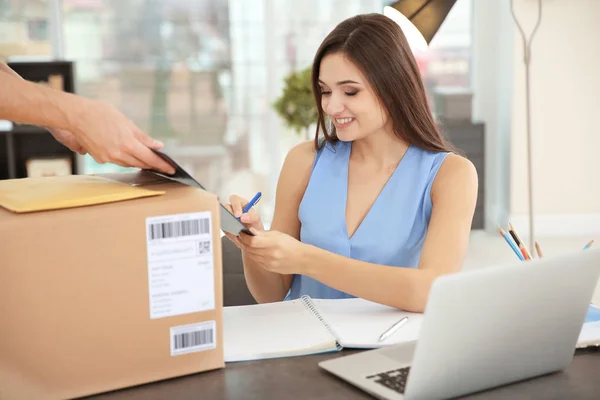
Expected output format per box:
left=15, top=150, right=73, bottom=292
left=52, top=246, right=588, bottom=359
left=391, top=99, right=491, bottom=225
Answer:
left=286, top=139, right=451, bottom=300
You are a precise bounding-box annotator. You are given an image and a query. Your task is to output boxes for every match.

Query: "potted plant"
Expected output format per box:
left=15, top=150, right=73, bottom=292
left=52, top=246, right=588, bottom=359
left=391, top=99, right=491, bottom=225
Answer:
left=273, top=66, right=317, bottom=140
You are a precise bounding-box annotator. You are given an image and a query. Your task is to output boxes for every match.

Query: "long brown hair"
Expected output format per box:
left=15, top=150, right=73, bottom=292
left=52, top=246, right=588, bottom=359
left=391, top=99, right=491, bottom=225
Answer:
left=311, top=13, right=455, bottom=153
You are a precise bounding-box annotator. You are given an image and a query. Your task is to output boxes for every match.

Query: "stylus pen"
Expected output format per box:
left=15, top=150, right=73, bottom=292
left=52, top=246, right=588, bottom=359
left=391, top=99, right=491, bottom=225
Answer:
left=378, top=316, right=409, bottom=342
left=237, top=192, right=262, bottom=220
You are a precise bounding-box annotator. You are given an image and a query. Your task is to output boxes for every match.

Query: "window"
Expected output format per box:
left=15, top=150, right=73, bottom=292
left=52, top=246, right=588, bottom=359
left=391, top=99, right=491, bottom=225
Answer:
left=61, top=0, right=392, bottom=224
left=26, top=18, right=49, bottom=41
left=415, top=0, right=472, bottom=116
left=0, top=0, right=52, bottom=58
left=63, top=0, right=233, bottom=181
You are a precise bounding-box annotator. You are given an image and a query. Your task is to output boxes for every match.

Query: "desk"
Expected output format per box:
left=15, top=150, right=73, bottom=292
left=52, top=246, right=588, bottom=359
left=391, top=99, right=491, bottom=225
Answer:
left=86, top=349, right=600, bottom=399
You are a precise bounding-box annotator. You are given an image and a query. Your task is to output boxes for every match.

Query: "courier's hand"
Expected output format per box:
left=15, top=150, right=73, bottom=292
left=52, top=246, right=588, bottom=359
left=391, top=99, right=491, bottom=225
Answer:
left=224, top=194, right=265, bottom=248
left=0, top=63, right=173, bottom=174
left=47, top=127, right=87, bottom=155
left=69, top=99, right=175, bottom=174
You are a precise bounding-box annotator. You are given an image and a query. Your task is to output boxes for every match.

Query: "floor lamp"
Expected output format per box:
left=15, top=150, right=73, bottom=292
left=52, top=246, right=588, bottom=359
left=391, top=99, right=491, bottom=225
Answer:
left=384, top=0, right=457, bottom=50
left=510, top=0, right=542, bottom=253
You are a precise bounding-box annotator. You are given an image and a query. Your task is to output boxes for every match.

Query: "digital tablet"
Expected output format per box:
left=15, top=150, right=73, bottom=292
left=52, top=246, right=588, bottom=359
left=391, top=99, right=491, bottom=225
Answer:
left=146, top=149, right=253, bottom=236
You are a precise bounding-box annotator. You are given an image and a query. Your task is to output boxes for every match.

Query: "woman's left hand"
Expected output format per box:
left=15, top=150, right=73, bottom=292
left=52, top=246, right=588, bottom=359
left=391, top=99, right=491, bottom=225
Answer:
left=237, top=228, right=307, bottom=275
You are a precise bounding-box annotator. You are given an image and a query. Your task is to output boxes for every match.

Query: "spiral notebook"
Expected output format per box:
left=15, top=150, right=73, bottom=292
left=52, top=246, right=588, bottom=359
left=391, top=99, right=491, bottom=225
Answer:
left=223, top=296, right=424, bottom=362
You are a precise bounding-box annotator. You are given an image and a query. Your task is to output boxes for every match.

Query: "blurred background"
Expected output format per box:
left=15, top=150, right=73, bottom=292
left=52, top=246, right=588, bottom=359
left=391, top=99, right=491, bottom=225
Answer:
left=2, top=0, right=599, bottom=265
left=0, top=0, right=471, bottom=226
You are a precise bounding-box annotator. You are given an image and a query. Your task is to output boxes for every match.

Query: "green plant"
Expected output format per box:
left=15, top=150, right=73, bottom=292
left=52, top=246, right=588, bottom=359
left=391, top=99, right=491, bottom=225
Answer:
left=273, top=67, right=317, bottom=139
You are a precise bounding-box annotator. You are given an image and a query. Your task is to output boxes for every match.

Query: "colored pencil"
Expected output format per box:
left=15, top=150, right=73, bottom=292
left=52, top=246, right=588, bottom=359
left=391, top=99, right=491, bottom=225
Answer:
left=498, top=226, right=525, bottom=261
left=535, top=241, right=544, bottom=258
left=583, top=240, right=594, bottom=251
left=508, top=223, right=531, bottom=260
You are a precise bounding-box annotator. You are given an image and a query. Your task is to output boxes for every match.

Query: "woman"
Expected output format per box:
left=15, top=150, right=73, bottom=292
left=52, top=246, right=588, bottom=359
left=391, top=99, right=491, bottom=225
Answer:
left=225, top=13, right=478, bottom=312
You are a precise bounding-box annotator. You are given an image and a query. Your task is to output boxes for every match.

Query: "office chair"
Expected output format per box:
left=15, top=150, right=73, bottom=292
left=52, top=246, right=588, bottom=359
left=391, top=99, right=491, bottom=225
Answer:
left=222, top=236, right=257, bottom=306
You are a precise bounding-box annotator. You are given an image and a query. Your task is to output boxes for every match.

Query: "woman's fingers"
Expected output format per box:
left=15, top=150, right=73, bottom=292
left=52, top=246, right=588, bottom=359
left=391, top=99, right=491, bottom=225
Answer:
left=228, top=194, right=248, bottom=218
left=240, top=208, right=261, bottom=225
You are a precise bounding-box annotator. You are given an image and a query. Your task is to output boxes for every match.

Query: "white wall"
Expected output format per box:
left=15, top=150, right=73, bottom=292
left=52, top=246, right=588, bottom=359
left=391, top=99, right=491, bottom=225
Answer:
left=472, top=0, right=600, bottom=238
left=509, top=0, right=600, bottom=237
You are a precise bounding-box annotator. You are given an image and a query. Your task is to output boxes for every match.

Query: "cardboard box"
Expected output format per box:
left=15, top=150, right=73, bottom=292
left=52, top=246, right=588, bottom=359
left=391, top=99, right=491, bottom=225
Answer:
left=0, top=171, right=225, bottom=399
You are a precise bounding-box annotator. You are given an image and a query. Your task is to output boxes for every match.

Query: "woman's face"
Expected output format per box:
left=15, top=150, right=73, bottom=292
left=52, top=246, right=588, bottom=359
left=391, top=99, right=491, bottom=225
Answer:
left=318, top=52, right=389, bottom=142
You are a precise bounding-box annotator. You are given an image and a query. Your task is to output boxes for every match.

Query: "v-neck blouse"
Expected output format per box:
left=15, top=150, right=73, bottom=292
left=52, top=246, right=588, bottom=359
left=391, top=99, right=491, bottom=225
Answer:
left=286, top=140, right=451, bottom=300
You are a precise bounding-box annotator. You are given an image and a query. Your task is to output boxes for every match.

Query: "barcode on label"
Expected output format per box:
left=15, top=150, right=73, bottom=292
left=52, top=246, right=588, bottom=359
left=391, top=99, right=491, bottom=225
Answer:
left=174, top=329, right=213, bottom=349
left=149, top=218, right=210, bottom=240
left=171, top=321, right=216, bottom=356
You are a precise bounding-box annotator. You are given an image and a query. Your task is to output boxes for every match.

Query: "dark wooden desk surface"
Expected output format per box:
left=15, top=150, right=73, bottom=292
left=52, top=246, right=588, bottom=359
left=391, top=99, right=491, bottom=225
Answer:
left=87, top=349, right=600, bottom=400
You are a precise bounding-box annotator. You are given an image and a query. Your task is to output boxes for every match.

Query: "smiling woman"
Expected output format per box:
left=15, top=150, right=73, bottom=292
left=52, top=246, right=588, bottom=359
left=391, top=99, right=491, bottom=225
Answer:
left=312, top=15, right=456, bottom=154
left=225, top=13, right=478, bottom=313
left=317, top=67, right=381, bottom=140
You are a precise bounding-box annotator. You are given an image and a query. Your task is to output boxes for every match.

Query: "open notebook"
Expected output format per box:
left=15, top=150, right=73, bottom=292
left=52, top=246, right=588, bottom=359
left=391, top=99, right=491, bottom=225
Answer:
left=223, top=296, right=423, bottom=362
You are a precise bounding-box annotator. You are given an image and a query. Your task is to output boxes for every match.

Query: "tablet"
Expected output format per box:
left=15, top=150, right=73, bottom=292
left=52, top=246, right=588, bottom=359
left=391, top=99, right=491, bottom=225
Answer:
left=146, top=149, right=253, bottom=236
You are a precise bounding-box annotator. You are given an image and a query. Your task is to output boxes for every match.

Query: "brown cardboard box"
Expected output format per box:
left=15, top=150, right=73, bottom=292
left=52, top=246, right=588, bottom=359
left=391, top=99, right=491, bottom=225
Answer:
left=0, top=171, right=225, bottom=399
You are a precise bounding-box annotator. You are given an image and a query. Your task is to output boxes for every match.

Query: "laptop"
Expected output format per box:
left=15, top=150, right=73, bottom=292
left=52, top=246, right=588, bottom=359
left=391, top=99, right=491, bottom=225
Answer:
left=319, top=248, right=600, bottom=400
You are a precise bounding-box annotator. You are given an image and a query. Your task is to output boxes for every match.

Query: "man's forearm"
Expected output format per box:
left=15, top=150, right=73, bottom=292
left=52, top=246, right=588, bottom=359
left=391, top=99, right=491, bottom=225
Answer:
left=0, top=69, right=85, bottom=131
left=0, top=62, right=23, bottom=80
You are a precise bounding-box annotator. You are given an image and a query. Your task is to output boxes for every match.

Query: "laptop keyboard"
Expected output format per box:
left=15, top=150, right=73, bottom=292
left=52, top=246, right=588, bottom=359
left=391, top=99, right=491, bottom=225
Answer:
left=366, top=366, right=411, bottom=394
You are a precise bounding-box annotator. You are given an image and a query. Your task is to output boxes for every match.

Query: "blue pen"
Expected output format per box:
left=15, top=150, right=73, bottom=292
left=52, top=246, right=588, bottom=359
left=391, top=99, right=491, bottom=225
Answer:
left=583, top=240, right=594, bottom=251
left=238, top=192, right=262, bottom=221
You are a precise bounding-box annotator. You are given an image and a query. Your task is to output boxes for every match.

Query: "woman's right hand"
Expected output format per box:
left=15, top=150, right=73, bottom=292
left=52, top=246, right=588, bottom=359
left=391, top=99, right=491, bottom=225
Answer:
left=224, top=194, right=265, bottom=249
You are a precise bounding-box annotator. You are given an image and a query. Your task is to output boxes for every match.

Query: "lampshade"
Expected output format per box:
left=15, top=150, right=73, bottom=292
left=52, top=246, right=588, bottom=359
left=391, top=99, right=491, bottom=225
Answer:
left=384, top=0, right=457, bottom=50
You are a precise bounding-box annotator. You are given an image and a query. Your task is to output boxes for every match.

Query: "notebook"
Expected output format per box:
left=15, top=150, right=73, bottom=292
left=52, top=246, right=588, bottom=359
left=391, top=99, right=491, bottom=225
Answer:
left=223, top=296, right=424, bottom=362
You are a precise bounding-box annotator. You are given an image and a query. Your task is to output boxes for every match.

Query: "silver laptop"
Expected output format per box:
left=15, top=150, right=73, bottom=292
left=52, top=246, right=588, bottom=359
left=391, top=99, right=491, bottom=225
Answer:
left=319, top=248, right=600, bottom=400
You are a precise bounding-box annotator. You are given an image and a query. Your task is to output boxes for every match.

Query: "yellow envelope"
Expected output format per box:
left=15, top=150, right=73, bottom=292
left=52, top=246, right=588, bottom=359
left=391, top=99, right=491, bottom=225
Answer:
left=0, top=174, right=165, bottom=213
